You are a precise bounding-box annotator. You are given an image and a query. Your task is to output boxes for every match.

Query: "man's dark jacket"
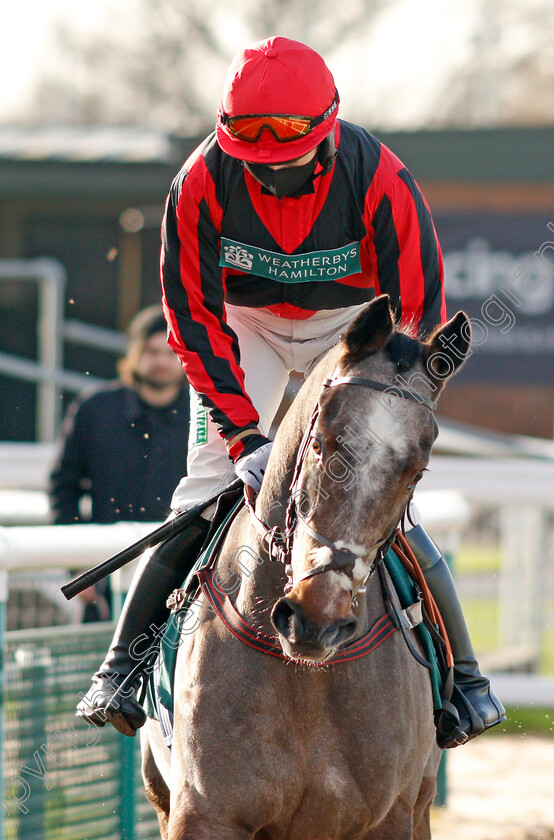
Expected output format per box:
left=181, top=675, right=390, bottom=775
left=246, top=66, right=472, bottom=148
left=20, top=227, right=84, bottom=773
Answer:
left=50, top=383, right=189, bottom=523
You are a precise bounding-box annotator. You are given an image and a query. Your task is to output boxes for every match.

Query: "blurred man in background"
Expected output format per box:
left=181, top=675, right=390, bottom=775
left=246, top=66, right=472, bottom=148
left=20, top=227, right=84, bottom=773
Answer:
left=50, top=305, right=190, bottom=621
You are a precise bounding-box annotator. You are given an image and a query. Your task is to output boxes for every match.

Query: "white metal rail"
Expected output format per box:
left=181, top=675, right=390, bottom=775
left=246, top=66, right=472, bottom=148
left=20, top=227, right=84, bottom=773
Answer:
left=0, top=258, right=126, bottom=442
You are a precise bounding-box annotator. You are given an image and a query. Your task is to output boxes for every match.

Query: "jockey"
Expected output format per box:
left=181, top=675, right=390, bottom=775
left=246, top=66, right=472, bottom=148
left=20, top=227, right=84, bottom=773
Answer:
left=78, top=36, right=505, bottom=747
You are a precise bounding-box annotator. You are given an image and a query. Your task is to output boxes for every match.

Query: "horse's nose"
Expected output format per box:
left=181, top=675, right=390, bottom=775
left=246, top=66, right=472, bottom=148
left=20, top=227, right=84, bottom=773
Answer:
left=272, top=598, right=357, bottom=649
left=317, top=617, right=357, bottom=648
left=271, top=597, right=306, bottom=643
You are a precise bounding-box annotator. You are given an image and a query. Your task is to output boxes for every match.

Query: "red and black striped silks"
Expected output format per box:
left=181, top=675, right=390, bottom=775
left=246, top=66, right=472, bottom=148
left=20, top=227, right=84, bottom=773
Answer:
left=161, top=119, right=446, bottom=444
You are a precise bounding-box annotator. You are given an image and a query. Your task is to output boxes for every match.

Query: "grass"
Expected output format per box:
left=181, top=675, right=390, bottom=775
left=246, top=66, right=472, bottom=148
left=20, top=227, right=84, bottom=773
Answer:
left=462, top=593, right=554, bottom=675
left=461, top=597, right=500, bottom=651
left=451, top=540, right=554, bottom=676
left=451, top=541, right=501, bottom=576
left=432, top=538, right=554, bottom=737
left=492, top=706, right=554, bottom=736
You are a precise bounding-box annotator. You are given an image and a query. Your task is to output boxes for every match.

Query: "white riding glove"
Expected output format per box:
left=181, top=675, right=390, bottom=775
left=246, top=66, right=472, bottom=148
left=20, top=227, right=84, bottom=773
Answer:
left=234, top=442, right=273, bottom=492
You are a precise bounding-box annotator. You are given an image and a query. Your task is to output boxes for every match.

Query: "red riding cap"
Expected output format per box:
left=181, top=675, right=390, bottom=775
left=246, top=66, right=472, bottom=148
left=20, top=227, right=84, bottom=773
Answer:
left=216, top=36, right=339, bottom=164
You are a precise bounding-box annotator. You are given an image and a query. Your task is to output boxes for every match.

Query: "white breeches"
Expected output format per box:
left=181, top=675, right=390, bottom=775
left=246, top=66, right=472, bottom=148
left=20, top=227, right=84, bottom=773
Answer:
left=171, top=302, right=369, bottom=512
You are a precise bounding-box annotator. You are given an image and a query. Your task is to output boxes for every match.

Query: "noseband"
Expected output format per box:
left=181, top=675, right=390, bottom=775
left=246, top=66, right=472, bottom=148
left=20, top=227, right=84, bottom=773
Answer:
left=246, top=373, right=436, bottom=597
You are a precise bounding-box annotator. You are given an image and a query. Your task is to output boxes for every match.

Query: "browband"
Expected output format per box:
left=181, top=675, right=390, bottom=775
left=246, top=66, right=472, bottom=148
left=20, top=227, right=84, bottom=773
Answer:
left=322, top=376, right=437, bottom=412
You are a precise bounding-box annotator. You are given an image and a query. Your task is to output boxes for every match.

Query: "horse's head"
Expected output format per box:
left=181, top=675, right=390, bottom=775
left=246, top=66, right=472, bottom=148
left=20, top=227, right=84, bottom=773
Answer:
left=271, top=295, right=471, bottom=662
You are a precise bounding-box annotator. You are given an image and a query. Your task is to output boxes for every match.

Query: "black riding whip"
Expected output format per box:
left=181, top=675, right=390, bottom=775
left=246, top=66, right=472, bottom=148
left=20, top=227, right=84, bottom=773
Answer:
left=61, top=479, right=242, bottom=601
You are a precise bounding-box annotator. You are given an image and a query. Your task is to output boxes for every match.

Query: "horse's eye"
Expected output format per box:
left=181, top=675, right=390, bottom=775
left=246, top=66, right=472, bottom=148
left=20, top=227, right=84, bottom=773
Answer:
left=311, top=438, right=322, bottom=456
left=408, top=470, right=425, bottom=489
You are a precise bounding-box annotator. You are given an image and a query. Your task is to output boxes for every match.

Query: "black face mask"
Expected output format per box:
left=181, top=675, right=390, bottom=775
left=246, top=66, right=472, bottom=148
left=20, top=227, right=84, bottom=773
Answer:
left=244, top=156, right=318, bottom=199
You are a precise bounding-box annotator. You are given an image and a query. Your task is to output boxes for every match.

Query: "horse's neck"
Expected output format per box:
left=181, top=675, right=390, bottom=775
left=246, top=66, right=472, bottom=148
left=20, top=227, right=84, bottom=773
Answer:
left=255, top=345, right=342, bottom=530
left=231, top=347, right=342, bottom=631
left=232, top=394, right=316, bottom=630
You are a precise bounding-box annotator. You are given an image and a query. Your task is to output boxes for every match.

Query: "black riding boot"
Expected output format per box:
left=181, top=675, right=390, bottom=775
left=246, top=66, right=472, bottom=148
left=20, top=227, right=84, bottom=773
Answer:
left=77, top=517, right=209, bottom=737
left=404, top=524, right=506, bottom=749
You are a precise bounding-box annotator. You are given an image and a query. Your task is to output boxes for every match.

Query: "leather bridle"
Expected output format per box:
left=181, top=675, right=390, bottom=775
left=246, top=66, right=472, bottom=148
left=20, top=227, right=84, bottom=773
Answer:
left=245, top=373, right=436, bottom=598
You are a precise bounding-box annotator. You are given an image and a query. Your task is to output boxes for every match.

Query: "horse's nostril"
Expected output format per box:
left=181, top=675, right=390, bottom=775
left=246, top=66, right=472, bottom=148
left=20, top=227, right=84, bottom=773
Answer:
left=272, top=598, right=304, bottom=641
left=272, top=600, right=357, bottom=650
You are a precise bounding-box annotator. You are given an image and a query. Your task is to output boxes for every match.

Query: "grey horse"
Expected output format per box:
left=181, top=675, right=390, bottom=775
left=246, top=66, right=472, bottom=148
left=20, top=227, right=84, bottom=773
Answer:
left=141, top=296, right=470, bottom=839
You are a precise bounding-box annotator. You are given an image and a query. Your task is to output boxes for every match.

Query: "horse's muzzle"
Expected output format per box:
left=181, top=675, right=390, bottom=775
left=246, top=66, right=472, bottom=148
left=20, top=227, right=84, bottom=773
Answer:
left=271, top=597, right=357, bottom=660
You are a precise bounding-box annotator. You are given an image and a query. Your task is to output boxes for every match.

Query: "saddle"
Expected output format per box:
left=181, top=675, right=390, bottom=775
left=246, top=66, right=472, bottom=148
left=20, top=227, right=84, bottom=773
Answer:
left=144, top=491, right=453, bottom=748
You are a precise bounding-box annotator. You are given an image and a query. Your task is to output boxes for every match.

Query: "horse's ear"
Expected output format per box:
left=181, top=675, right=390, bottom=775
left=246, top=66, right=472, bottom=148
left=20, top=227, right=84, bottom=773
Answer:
left=421, top=311, right=471, bottom=389
left=342, top=295, right=394, bottom=359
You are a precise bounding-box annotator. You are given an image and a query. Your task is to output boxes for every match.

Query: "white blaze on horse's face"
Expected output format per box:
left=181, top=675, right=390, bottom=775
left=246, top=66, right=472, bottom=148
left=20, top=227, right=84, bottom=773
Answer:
left=291, top=538, right=368, bottom=595
left=306, top=543, right=368, bottom=596
left=293, top=390, right=433, bottom=568
left=336, top=390, right=432, bottom=527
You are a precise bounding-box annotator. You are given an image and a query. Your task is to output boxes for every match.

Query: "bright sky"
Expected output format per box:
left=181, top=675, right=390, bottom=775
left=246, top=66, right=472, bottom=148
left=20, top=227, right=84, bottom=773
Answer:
left=1, top=0, right=116, bottom=119
left=1, top=0, right=482, bottom=128
left=333, top=0, right=479, bottom=127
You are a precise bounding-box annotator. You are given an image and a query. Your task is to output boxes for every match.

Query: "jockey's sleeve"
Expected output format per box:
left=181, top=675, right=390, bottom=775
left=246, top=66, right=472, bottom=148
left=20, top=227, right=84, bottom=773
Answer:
left=160, top=163, right=260, bottom=452
left=364, top=149, right=446, bottom=338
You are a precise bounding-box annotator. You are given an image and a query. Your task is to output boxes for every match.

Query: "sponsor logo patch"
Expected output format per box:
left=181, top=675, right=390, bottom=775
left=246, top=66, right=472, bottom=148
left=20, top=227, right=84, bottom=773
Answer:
left=220, top=238, right=361, bottom=283
left=189, top=388, right=208, bottom=448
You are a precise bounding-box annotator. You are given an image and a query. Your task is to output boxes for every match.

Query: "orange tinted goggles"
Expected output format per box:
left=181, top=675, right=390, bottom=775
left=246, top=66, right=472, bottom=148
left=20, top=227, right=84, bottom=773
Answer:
left=220, top=91, right=339, bottom=143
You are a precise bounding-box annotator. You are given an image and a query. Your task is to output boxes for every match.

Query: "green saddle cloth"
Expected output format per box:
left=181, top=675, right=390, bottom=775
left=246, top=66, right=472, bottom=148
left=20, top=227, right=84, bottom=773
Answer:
left=145, top=497, right=243, bottom=718
left=146, top=517, right=444, bottom=720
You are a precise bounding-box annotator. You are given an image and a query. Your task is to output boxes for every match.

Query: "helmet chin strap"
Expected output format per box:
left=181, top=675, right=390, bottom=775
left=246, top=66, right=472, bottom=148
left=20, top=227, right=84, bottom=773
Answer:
left=315, top=129, right=337, bottom=176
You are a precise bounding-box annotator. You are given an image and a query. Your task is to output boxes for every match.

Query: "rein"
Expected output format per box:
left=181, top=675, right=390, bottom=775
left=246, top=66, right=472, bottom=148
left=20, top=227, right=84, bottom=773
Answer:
left=245, top=373, right=436, bottom=596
